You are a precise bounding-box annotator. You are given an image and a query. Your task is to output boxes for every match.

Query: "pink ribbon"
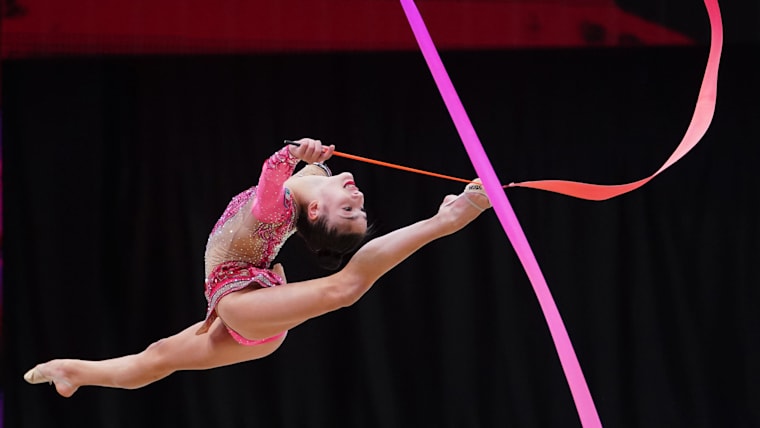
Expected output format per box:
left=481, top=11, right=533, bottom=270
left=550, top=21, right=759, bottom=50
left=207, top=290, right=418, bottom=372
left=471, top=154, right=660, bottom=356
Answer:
left=398, top=1, right=602, bottom=426
left=507, top=1, right=723, bottom=200
left=401, top=0, right=721, bottom=426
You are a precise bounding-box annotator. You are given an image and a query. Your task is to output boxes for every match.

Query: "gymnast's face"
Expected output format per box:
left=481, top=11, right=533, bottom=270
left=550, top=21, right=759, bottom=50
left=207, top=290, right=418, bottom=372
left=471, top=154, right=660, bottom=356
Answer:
left=310, top=172, right=368, bottom=234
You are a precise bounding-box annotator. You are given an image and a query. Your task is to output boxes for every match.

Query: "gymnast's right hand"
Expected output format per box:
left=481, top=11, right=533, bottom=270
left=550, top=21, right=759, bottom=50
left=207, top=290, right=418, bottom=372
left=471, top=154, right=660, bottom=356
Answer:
left=288, top=138, right=335, bottom=164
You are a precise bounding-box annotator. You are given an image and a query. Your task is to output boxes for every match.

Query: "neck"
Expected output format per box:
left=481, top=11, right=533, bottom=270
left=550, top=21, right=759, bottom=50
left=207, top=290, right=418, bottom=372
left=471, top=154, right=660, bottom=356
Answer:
left=284, top=175, right=316, bottom=208
left=287, top=163, right=329, bottom=207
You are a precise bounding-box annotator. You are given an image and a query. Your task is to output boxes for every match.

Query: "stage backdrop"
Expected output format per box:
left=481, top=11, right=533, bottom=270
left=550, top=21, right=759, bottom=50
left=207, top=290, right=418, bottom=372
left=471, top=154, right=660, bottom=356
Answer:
left=3, top=0, right=760, bottom=427
left=4, top=43, right=759, bottom=428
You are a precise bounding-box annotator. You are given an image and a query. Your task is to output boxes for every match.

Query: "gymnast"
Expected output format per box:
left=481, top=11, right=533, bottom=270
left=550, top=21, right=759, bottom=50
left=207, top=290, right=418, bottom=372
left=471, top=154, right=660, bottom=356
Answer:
left=23, top=137, right=491, bottom=397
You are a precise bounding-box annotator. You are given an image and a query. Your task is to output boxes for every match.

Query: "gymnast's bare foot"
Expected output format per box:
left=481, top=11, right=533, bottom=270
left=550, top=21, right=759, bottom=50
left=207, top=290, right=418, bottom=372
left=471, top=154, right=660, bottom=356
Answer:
left=24, top=361, right=79, bottom=397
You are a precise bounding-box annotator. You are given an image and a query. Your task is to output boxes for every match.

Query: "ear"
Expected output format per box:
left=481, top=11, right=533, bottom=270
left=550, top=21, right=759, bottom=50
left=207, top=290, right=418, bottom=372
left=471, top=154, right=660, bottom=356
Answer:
left=307, top=200, right=320, bottom=221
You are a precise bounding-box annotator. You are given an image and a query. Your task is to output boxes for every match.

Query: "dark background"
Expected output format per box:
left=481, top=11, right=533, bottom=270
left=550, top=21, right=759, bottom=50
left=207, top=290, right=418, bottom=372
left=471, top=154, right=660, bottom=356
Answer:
left=3, top=1, right=759, bottom=427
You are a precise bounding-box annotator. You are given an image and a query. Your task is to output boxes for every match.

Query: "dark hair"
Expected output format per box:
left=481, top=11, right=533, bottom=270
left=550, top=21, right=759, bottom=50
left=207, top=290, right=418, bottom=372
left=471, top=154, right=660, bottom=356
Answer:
left=295, top=209, right=368, bottom=271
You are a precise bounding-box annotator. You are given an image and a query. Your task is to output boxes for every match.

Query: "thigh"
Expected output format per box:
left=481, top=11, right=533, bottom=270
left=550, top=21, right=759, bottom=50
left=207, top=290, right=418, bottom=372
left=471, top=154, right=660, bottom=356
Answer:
left=159, top=318, right=285, bottom=371
left=216, top=272, right=349, bottom=342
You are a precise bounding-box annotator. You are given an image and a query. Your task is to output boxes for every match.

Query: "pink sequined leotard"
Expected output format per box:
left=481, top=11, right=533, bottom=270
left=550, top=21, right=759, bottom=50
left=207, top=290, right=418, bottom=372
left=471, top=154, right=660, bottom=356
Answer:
left=195, top=146, right=300, bottom=345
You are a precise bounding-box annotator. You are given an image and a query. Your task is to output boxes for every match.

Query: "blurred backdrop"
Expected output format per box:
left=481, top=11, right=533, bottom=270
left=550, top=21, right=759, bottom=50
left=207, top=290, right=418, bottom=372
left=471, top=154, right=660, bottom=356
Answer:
left=2, top=1, right=759, bottom=427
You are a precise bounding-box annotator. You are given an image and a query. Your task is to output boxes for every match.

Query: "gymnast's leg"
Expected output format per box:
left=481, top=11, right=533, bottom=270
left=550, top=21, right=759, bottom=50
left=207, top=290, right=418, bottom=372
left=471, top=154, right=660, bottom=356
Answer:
left=24, top=317, right=285, bottom=398
left=25, top=186, right=491, bottom=397
left=218, top=189, right=491, bottom=342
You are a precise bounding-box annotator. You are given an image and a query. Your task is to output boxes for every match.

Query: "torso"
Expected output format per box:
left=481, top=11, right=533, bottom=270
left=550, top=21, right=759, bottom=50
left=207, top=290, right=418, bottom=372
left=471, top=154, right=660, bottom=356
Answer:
left=204, top=186, right=296, bottom=278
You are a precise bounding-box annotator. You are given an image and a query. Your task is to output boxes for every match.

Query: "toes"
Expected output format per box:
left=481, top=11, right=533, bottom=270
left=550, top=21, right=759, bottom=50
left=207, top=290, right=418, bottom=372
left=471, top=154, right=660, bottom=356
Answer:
left=24, top=362, right=78, bottom=397
left=24, top=366, right=49, bottom=384
left=463, top=179, right=492, bottom=210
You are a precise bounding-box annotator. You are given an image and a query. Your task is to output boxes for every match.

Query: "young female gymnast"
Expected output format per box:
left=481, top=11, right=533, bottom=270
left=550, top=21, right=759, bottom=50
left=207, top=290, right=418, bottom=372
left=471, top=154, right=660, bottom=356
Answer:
left=23, top=137, right=491, bottom=397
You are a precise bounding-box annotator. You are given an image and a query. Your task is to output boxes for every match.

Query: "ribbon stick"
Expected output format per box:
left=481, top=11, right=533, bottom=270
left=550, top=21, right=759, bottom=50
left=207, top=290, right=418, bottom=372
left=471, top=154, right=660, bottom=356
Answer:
left=399, top=1, right=603, bottom=426
left=285, top=139, right=485, bottom=185
left=507, top=1, right=723, bottom=201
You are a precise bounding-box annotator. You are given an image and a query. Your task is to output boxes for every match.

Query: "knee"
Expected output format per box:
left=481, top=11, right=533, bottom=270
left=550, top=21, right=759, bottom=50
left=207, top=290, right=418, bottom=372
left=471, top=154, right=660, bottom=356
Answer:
left=140, top=339, right=173, bottom=374
left=145, top=338, right=165, bottom=353
left=325, top=271, right=372, bottom=308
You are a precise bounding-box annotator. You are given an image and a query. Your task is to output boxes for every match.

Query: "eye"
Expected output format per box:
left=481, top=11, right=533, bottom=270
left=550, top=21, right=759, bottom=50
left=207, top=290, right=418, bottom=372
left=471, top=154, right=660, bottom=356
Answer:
left=343, top=207, right=353, bottom=212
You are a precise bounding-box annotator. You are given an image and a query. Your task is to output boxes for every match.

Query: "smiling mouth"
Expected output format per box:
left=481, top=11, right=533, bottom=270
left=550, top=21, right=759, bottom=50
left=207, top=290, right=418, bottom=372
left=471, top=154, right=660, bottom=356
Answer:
left=344, top=180, right=357, bottom=189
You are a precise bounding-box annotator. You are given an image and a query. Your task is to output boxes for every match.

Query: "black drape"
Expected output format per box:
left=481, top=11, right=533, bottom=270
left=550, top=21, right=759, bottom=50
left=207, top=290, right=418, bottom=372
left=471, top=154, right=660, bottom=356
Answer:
left=4, top=46, right=759, bottom=428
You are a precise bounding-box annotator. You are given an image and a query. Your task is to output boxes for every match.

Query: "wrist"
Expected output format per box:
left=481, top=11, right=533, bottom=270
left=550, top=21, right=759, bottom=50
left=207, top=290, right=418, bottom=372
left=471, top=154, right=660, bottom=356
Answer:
left=280, top=146, right=300, bottom=165
left=285, top=145, right=300, bottom=162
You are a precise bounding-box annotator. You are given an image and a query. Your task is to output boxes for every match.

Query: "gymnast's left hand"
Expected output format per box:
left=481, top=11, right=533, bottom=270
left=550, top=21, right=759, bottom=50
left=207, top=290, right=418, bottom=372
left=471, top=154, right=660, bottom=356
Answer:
left=288, top=138, right=335, bottom=164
